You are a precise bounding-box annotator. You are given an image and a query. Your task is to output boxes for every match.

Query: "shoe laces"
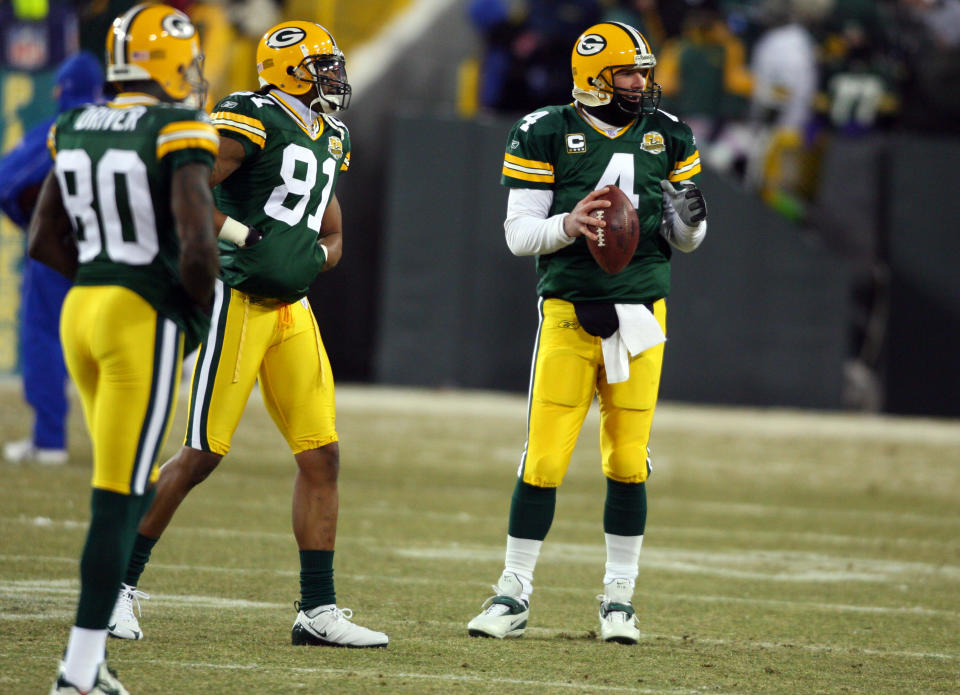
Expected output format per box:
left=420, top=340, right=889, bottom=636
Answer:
left=117, top=585, right=150, bottom=620
left=305, top=605, right=355, bottom=622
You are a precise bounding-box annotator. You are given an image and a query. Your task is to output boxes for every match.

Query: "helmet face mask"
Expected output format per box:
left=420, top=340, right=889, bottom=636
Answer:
left=257, top=22, right=352, bottom=114
left=572, top=22, right=661, bottom=117
left=106, top=3, right=208, bottom=107
left=595, top=65, right=661, bottom=117
left=293, top=54, right=351, bottom=113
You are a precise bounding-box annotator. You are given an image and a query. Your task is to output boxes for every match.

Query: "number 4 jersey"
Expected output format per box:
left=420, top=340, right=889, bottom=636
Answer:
left=210, top=89, right=351, bottom=303
left=48, top=94, right=219, bottom=348
left=502, top=103, right=701, bottom=304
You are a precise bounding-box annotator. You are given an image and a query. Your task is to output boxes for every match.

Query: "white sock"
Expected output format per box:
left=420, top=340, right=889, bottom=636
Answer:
left=504, top=535, right=542, bottom=601
left=62, top=626, right=107, bottom=690
left=603, top=533, right=643, bottom=585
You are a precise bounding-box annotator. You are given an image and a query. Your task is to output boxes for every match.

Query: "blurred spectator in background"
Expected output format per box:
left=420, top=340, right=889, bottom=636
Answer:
left=469, top=0, right=602, bottom=113
left=745, top=0, right=831, bottom=220
left=603, top=0, right=666, bottom=47
left=0, top=50, right=103, bottom=463
left=655, top=0, right=753, bottom=173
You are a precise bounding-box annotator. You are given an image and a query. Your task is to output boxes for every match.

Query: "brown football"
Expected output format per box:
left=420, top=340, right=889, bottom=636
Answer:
left=586, top=185, right=640, bottom=274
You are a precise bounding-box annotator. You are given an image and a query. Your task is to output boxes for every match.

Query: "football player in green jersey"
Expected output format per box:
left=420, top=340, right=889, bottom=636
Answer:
left=28, top=4, right=220, bottom=693
left=468, top=21, right=708, bottom=645
left=107, top=20, right=388, bottom=649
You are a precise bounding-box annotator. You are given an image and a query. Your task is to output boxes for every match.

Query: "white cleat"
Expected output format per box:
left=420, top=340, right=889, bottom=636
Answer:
left=50, top=661, right=130, bottom=695
left=107, top=583, right=149, bottom=640
left=4, top=439, right=67, bottom=465
left=467, top=571, right=530, bottom=639
left=597, top=578, right=641, bottom=644
left=291, top=605, right=389, bottom=648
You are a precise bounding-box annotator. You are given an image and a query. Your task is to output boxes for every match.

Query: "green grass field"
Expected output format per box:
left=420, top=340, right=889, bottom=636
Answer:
left=2, top=380, right=958, bottom=694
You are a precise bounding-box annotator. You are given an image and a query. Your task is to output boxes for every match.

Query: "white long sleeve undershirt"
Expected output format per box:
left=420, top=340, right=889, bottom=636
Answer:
left=503, top=188, right=574, bottom=256
left=504, top=186, right=706, bottom=256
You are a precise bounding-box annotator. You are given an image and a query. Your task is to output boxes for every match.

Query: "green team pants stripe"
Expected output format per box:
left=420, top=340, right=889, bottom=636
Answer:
left=186, top=280, right=230, bottom=452
left=130, top=315, right=181, bottom=495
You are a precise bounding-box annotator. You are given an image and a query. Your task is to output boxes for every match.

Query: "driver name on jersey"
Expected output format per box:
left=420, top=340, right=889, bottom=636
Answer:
left=501, top=103, right=700, bottom=304
left=210, top=89, right=350, bottom=303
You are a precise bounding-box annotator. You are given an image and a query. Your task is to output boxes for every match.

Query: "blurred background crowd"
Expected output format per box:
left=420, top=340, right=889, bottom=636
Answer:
left=1, top=0, right=958, bottom=418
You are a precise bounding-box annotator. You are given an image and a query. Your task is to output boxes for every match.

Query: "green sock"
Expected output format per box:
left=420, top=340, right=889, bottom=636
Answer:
left=507, top=479, right=556, bottom=541
left=603, top=479, right=646, bottom=536
left=299, top=550, right=335, bottom=612
left=124, top=533, right=158, bottom=587
left=121, top=488, right=157, bottom=587
left=75, top=489, right=148, bottom=629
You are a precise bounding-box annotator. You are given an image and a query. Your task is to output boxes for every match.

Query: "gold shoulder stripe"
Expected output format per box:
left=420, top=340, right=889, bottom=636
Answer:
left=504, top=152, right=554, bottom=173
left=502, top=166, right=554, bottom=184
left=214, top=122, right=266, bottom=149
left=673, top=151, right=700, bottom=170
left=157, top=121, right=219, bottom=160
left=668, top=163, right=701, bottom=182
left=157, top=136, right=219, bottom=160
left=210, top=111, right=265, bottom=133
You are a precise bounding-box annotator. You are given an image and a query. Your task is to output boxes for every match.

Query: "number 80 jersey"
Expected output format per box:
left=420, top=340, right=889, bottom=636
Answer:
left=48, top=96, right=219, bottom=348
left=211, top=89, right=351, bottom=303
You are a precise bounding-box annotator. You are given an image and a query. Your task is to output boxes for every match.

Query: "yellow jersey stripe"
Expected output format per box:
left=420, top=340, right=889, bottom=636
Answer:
left=156, top=121, right=219, bottom=160
left=157, top=136, right=219, bottom=161
left=213, top=122, right=266, bottom=149
left=210, top=111, right=265, bottom=134
left=673, top=151, right=700, bottom=170
left=668, top=162, right=701, bottom=182
left=504, top=152, right=554, bottom=173
left=502, top=165, right=554, bottom=184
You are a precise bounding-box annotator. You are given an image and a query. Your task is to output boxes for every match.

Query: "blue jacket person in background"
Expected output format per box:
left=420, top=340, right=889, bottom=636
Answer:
left=0, top=50, right=103, bottom=464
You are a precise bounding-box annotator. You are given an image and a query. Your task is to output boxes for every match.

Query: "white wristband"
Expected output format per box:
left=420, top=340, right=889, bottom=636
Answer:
left=219, top=216, right=249, bottom=246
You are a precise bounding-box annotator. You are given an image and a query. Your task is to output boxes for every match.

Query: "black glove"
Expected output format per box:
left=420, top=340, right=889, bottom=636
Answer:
left=660, top=180, right=707, bottom=226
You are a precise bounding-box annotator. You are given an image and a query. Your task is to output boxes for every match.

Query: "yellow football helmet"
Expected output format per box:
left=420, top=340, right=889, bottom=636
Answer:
left=105, top=3, right=207, bottom=107
left=256, top=21, right=351, bottom=113
left=571, top=22, right=661, bottom=116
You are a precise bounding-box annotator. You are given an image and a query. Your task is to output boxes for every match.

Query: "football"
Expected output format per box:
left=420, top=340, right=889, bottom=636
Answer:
left=586, top=185, right=640, bottom=274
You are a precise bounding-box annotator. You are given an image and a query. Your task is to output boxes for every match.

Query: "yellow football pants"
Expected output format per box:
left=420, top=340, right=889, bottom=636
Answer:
left=185, top=281, right=337, bottom=455
left=60, top=285, right=184, bottom=495
left=520, top=297, right=666, bottom=487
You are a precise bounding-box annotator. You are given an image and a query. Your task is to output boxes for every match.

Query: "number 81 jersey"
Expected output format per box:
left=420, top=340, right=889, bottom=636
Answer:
left=211, top=89, right=351, bottom=303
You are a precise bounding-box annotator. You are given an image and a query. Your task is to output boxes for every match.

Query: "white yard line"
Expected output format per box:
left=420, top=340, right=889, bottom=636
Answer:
left=2, top=571, right=957, bottom=620
left=6, top=600, right=957, bottom=664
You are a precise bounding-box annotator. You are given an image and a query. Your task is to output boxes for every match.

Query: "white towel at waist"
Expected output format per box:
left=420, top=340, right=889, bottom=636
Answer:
left=600, top=303, right=666, bottom=384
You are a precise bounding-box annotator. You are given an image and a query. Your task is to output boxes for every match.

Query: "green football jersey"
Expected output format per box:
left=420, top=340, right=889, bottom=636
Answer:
left=501, top=103, right=702, bottom=303
left=210, top=89, right=351, bottom=303
left=49, top=94, right=219, bottom=349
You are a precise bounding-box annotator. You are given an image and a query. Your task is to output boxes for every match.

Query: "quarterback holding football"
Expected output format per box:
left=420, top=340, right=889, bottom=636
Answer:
left=468, top=21, right=708, bottom=644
